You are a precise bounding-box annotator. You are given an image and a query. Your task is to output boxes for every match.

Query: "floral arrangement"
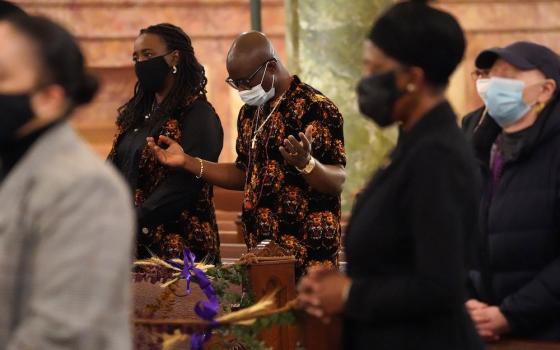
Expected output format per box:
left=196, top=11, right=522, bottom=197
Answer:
left=133, top=249, right=296, bottom=350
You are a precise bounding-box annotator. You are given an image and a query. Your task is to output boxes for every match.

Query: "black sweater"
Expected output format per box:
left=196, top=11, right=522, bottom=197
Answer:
left=343, top=102, right=483, bottom=350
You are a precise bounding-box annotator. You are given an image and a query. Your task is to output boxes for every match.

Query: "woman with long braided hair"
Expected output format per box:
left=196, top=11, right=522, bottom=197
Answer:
left=109, top=23, right=223, bottom=263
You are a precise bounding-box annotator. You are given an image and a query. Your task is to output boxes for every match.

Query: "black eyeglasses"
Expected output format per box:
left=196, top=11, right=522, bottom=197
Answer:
left=225, top=58, right=276, bottom=90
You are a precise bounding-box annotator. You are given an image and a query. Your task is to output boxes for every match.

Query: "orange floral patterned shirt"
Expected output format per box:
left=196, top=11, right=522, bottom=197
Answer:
left=235, top=76, right=346, bottom=274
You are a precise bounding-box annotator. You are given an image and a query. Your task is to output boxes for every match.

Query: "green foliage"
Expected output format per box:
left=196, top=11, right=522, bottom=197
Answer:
left=206, top=264, right=247, bottom=310
left=205, top=264, right=297, bottom=349
left=216, top=311, right=296, bottom=350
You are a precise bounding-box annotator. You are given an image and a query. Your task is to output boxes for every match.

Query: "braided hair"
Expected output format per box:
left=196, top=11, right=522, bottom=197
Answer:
left=117, top=23, right=208, bottom=133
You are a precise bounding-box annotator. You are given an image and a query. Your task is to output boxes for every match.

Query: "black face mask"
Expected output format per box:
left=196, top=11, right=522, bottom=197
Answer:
left=357, top=70, right=404, bottom=128
left=135, top=54, right=171, bottom=93
left=0, top=93, right=33, bottom=147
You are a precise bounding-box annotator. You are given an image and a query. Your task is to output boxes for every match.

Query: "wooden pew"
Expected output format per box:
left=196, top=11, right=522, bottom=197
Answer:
left=220, top=243, right=247, bottom=260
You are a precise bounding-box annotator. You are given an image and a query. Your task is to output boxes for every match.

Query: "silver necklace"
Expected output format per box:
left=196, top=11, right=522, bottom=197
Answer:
left=251, top=94, right=286, bottom=150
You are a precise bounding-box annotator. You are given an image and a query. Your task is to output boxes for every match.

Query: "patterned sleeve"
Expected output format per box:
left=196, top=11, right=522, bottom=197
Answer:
left=235, top=105, right=250, bottom=171
left=305, top=95, right=347, bottom=167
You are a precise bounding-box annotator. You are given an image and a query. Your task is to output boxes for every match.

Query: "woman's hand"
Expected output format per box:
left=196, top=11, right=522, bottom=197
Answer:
left=467, top=302, right=510, bottom=342
left=147, top=135, right=188, bottom=168
left=297, top=265, right=351, bottom=321
left=466, top=299, right=488, bottom=312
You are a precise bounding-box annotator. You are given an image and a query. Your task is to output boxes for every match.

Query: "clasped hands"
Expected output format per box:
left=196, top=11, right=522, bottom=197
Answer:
left=296, top=265, right=351, bottom=323
left=466, top=299, right=510, bottom=342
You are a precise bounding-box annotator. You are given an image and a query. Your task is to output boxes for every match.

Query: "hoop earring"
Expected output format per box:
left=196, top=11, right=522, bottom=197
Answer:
left=172, top=65, right=178, bottom=74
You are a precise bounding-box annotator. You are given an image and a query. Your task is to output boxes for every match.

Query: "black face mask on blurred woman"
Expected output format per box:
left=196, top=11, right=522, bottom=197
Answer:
left=357, top=70, right=404, bottom=128
left=135, top=54, right=171, bottom=93
left=0, top=93, right=33, bottom=146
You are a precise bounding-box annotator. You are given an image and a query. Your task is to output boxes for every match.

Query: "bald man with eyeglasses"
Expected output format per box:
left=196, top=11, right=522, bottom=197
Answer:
left=148, top=31, right=346, bottom=276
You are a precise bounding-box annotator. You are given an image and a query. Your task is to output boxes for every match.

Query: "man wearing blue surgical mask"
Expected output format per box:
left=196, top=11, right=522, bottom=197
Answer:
left=462, top=41, right=560, bottom=342
left=148, top=31, right=346, bottom=277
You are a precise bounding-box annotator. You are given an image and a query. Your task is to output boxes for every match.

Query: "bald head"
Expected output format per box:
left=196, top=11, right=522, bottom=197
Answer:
left=228, top=31, right=276, bottom=64
left=226, top=31, right=291, bottom=97
left=226, top=31, right=279, bottom=80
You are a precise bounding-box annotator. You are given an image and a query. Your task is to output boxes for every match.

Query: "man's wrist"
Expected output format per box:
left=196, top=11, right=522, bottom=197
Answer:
left=296, top=156, right=316, bottom=174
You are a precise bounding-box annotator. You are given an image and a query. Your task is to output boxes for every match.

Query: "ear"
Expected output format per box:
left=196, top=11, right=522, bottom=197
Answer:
left=169, top=50, right=180, bottom=67
left=267, top=59, right=279, bottom=74
left=396, top=66, right=424, bottom=93
left=30, top=85, right=68, bottom=122
left=538, top=78, right=557, bottom=104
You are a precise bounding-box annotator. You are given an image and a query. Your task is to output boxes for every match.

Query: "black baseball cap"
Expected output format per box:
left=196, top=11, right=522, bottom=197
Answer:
left=475, top=41, right=560, bottom=86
